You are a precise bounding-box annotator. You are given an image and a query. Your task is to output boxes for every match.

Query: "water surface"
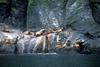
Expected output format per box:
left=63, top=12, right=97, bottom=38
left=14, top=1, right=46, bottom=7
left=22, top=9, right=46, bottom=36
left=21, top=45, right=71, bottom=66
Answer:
left=0, top=53, right=100, bottom=67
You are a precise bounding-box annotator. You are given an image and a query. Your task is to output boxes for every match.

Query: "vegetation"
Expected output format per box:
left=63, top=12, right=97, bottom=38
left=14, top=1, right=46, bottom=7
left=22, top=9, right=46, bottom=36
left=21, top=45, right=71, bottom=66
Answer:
left=28, top=0, right=37, bottom=7
left=39, top=0, right=51, bottom=6
left=61, top=0, right=68, bottom=9
left=0, top=0, right=7, bottom=3
left=28, top=0, right=51, bottom=7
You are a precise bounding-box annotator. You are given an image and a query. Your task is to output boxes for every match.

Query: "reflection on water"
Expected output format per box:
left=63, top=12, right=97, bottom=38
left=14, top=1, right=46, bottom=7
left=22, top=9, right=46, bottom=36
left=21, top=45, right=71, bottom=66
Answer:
left=0, top=54, right=100, bottom=67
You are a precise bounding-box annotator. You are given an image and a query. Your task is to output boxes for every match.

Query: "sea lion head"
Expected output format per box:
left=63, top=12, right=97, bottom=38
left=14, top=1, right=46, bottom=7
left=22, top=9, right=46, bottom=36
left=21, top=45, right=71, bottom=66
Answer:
left=24, top=31, right=33, bottom=35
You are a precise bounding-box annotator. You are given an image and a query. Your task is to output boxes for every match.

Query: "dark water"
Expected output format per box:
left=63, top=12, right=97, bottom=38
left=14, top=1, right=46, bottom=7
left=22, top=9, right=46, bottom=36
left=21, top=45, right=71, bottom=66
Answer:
left=0, top=53, right=100, bottom=67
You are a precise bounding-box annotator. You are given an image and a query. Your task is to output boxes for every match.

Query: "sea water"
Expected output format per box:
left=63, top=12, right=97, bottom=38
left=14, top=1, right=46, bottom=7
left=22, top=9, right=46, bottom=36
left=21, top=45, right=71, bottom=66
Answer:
left=0, top=53, right=100, bottom=67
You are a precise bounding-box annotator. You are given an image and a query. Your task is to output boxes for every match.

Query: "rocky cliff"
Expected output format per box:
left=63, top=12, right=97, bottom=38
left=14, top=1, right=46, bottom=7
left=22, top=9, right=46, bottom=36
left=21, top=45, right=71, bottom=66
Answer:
left=0, top=0, right=100, bottom=48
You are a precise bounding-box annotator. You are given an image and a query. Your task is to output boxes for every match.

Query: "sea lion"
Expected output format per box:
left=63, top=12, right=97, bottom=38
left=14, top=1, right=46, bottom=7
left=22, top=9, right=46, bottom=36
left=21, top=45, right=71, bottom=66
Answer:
left=55, top=43, right=63, bottom=49
left=23, top=31, right=35, bottom=39
left=74, top=41, right=85, bottom=52
left=35, top=29, right=47, bottom=36
left=63, top=40, right=71, bottom=48
left=24, top=31, right=34, bottom=35
left=2, top=25, right=11, bottom=33
left=29, top=30, right=57, bottom=53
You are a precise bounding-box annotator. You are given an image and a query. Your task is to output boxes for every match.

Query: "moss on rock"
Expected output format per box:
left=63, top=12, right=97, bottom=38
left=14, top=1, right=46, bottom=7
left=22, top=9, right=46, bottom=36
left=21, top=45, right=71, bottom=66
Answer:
left=0, top=0, right=8, bottom=3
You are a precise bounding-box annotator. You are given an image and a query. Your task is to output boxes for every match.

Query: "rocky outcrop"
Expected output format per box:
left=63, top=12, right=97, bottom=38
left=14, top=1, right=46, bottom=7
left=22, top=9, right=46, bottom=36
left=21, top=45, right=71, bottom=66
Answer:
left=27, top=0, right=100, bottom=33
left=0, top=0, right=28, bottom=31
left=27, top=0, right=100, bottom=47
left=0, top=0, right=100, bottom=54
